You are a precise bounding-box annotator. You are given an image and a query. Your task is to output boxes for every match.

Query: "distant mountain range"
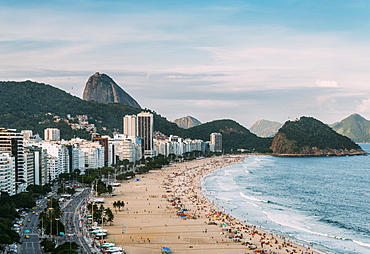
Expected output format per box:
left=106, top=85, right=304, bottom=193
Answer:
left=0, top=76, right=367, bottom=154
left=173, top=116, right=201, bottom=129
left=249, top=119, right=282, bottom=137
left=251, top=114, right=370, bottom=143
left=330, top=114, right=370, bottom=143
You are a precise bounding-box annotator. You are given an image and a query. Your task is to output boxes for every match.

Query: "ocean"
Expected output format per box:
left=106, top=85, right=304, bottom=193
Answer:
left=202, top=144, right=370, bottom=254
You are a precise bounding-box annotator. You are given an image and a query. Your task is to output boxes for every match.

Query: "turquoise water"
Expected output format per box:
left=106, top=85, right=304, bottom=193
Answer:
left=202, top=144, right=370, bottom=254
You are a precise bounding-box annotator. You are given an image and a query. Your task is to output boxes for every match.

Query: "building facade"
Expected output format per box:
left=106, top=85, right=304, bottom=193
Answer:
left=210, top=132, right=222, bottom=152
left=0, top=128, right=24, bottom=193
left=44, top=128, right=60, bottom=141
left=0, top=153, right=16, bottom=195
left=123, top=115, right=137, bottom=137
left=136, top=112, right=153, bottom=157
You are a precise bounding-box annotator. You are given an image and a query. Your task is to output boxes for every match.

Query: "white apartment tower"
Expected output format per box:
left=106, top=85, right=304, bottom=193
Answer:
left=136, top=112, right=154, bottom=157
left=123, top=115, right=137, bottom=137
left=0, top=128, right=24, bottom=193
left=0, top=153, right=16, bottom=196
left=44, top=128, right=60, bottom=141
left=210, top=132, right=222, bottom=152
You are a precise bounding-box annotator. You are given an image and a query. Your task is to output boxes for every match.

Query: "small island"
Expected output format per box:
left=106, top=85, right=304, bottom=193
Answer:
left=270, top=116, right=367, bottom=156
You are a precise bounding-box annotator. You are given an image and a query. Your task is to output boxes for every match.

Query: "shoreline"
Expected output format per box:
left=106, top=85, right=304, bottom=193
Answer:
left=99, top=155, right=321, bottom=253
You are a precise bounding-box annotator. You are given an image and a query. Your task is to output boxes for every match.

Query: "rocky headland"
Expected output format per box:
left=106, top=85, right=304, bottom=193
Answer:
left=270, top=117, right=367, bottom=156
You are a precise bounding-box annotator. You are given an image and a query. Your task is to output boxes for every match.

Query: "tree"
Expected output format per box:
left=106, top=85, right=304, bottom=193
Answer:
left=0, top=218, right=20, bottom=249
left=105, top=207, right=114, bottom=225
left=41, top=239, right=56, bottom=253
left=27, top=184, right=51, bottom=197
left=38, top=198, right=65, bottom=236
left=112, top=201, right=118, bottom=213
left=52, top=242, right=79, bottom=254
left=114, top=200, right=125, bottom=211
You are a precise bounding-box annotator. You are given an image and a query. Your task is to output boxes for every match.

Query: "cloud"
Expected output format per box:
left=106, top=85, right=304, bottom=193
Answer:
left=315, top=80, right=338, bottom=87
left=357, top=98, right=370, bottom=113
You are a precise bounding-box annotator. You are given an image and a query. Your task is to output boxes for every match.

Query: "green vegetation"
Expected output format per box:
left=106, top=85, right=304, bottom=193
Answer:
left=275, top=117, right=361, bottom=153
left=40, top=239, right=79, bottom=253
left=0, top=218, right=20, bottom=249
left=38, top=198, right=65, bottom=236
left=0, top=81, right=272, bottom=152
left=0, top=81, right=140, bottom=139
left=331, top=113, right=370, bottom=143
left=0, top=192, right=35, bottom=210
left=52, top=242, right=79, bottom=254
left=26, top=184, right=52, bottom=198
left=185, top=119, right=272, bottom=152
left=0, top=192, right=39, bottom=249
left=57, top=186, right=76, bottom=195
left=116, top=171, right=135, bottom=180
left=134, top=155, right=171, bottom=174
left=112, top=200, right=125, bottom=212
left=86, top=203, right=114, bottom=225
left=40, top=239, right=56, bottom=253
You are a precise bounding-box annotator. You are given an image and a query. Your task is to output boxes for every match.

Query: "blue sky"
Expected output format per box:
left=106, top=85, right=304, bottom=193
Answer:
left=2, top=0, right=370, bottom=128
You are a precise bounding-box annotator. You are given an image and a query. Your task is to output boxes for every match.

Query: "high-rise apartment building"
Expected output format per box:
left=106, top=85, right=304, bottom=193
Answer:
left=24, top=147, right=35, bottom=188
left=210, top=132, right=222, bottom=152
left=136, top=112, right=154, bottom=157
left=0, top=128, right=24, bottom=193
left=0, top=153, right=16, bottom=196
left=44, top=128, right=60, bottom=141
left=123, top=115, right=137, bottom=137
left=92, top=137, right=109, bottom=167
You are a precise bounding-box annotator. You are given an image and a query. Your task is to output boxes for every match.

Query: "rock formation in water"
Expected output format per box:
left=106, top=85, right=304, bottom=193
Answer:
left=270, top=116, right=366, bottom=156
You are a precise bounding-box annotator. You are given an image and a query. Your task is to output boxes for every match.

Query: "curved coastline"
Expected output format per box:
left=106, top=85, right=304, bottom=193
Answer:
left=199, top=155, right=326, bottom=254
left=100, top=155, right=322, bottom=253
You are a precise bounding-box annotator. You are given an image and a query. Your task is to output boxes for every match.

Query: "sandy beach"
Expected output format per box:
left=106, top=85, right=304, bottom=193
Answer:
left=99, top=155, right=319, bottom=254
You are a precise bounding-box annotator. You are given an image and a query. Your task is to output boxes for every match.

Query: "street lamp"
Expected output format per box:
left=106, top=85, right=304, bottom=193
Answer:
left=55, top=218, right=60, bottom=245
left=48, top=207, right=54, bottom=241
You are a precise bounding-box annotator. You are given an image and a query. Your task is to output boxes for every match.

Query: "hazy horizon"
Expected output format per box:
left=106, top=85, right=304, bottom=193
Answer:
left=2, top=0, right=370, bottom=127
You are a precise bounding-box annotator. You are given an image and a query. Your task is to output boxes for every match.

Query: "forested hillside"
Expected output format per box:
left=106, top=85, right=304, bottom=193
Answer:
left=271, top=117, right=364, bottom=156
left=185, top=119, right=272, bottom=152
left=0, top=81, right=272, bottom=152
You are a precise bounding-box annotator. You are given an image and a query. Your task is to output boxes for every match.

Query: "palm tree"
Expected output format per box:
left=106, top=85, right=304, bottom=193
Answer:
left=119, top=201, right=125, bottom=211
left=112, top=201, right=118, bottom=213
left=105, top=208, right=114, bottom=225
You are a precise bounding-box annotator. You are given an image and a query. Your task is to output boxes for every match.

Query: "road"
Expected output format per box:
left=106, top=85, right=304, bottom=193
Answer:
left=61, top=188, right=101, bottom=254
left=18, top=187, right=100, bottom=254
left=19, top=204, right=45, bottom=254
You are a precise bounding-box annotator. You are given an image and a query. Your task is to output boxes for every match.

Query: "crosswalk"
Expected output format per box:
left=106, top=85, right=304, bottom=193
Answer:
left=21, top=241, right=41, bottom=254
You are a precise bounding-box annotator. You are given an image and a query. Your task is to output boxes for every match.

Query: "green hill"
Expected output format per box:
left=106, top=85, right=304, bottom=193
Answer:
left=271, top=116, right=365, bottom=156
left=330, top=113, right=370, bottom=143
left=186, top=119, right=272, bottom=152
left=0, top=81, right=141, bottom=139
left=0, top=81, right=271, bottom=152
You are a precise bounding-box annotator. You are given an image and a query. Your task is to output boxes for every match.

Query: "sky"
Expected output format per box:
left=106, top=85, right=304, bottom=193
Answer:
left=2, top=0, right=370, bottom=128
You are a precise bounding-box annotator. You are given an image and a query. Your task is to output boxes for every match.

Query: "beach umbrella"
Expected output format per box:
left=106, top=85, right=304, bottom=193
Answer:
left=162, top=246, right=172, bottom=252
